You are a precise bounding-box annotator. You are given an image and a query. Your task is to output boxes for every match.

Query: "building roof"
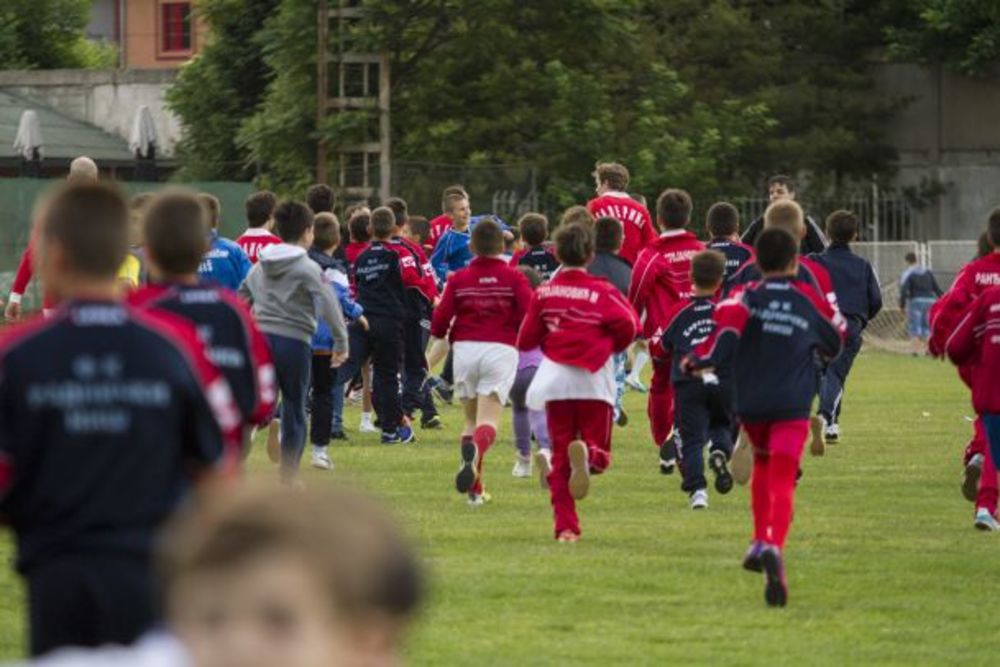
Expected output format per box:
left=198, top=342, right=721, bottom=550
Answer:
left=0, top=90, right=134, bottom=163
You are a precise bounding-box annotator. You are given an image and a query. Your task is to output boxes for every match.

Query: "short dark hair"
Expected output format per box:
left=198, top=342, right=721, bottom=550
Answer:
left=274, top=201, right=314, bottom=243
left=385, top=197, right=408, bottom=228
left=313, top=212, right=341, bottom=251
left=144, top=192, right=210, bottom=275
left=977, top=232, right=993, bottom=259
left=516, top=264, right=542, bottom=289
left=555, top=223, right=595, bottom=267
left=306, top=184, right=334, bottom=214
left=245, top=191, right=277, bottom=228
left=904, top=251, right=918, bottom=264
left=594, top=216, right=623, bottom=253
left=41, top=182, right=129, bottom=279
left=656, top=189, right=693, bottom=229
left=471, top=218, right=504, bottom=256
left=405, top=216, right=430, bottom=244
left=197, top=193, right=221, bottom=229
left=755, top=228, right=798, bottom=273
left=593, top=162, right=629, bottom=191
left=370, top=207, right=396, bottom=240
left=691, top=250, right=726, bottom=290
left=989, top=207, right=1000, bottom=248
left=706, top=202, right=740, bottom=238
left=518, top=213, right=548, bottom=247
left=768, top=174, right=795, bottom=194
left=349, top=213, right=371, bottom=243
left=825, top=210, right=859, bottom=243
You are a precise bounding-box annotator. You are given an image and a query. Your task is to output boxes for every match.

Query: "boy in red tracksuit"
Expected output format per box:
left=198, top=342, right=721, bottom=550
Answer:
left=686, top=229, right=842, bottom=607
left=947, top=285, right=1000, bottom=528
left=931, top=210, right=1000, bottom=528
left=518, top=224, right=640, bottom=542
left=586, top=162, right=656, bottom=266
left=628, top=189, right=705, bottom=474
left=431, top=220, right=533, bottom=506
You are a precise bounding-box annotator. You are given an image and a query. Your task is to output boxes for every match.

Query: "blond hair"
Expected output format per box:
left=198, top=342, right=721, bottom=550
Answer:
left=763, top=200, right=805, bottom=239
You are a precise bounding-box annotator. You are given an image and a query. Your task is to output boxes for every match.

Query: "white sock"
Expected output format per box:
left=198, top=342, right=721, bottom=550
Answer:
left=360, top=412, right=372, bottom=423
left=630, top=351, right=650, bottom=381
left=313, top=445, right=326, bottom=456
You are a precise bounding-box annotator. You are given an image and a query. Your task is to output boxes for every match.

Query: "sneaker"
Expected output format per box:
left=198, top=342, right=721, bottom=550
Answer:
left=974, top=507, right=999, bottom=531
left=616, top=408, right=629, bottom=427
left=825, top=421, right=840, bottom=443
left=809, top=415, right=826, bottom=457
left=428, top=377, right=454, bottom=405
left=266, top=420, right=281, bottom=463
left=381, top=425, right=415, bottom=445
left=568, top=440, right=591, bottom=500
left=534, top=449, right=552, bottom=490
left=760, top=546, right=788, bottom=607
left=455, top=441, right=480, bottom=494
left=709, top=450, right=734, bottom=494
left=347, top=388, right=363, bottom=404
left=359, top=416, right=379, bottom=434
left=689, top=489, right=709, bottom=510
left=556, top=530, right=579, bottom=543
left=732, top=433, right=752, bottom=486
left=310, top=449, right=334, bottom=471
left=625, top=377, right=648, bottom=393
left=659, top=436, right=677, bottom=475
left=512, top=454, right=532, bottom=478
left=331, top=430, right=348, bottom=441
left=421, top=414, right=443, bottom=430
left=467, top=491, right=492, bottom=507
left=963, top=454, right=984, bottom=502
left=742, top=540, right=766, bottom=573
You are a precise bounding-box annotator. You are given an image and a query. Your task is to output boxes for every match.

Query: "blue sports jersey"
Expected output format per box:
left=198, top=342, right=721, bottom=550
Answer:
left=198, top=231, right=252, bottom=292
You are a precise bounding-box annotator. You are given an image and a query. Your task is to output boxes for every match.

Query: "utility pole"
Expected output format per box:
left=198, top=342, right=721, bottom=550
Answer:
left=316, top=1, right=391, bottom=205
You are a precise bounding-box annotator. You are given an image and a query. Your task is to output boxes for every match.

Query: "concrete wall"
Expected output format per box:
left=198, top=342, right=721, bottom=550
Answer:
left=0, top=69, right=180, bottom=156
left=874, top=63, right=1000, bottom=240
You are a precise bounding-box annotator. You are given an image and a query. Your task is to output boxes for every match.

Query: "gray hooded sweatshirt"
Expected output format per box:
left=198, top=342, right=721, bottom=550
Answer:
left=238, top=243, right=348, bottom=353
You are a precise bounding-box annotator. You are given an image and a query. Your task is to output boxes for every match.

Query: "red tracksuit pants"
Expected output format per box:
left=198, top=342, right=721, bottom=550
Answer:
left=965, top=417, right=998, bottom=516
left=545, top=400, right=613, bottom=537
left=647, top=356, right=675, bottom=448
left=743, top=419, right=809, bottom=550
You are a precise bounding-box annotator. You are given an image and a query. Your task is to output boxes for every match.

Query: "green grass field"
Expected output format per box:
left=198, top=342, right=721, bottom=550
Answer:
left=0, top=351, right=993, bottom=664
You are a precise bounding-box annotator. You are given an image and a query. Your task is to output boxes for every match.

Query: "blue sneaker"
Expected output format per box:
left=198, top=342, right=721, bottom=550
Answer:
left=381, top=425, right=415, bottom=445
left=760, top=546, right=788, bottom=607
left=742, top=540, right=765, bottom=573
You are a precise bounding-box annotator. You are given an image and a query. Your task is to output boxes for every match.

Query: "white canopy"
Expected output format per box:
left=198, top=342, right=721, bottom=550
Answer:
left=128, top=105, right=158, bottom=155
left=13, top=109, right=43, bottom=159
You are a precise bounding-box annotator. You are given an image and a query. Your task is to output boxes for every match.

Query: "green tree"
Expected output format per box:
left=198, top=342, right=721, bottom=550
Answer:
left=167, top=0, right=280, bottom=180
left=0, top=0, right=116, bottom=69
left=886, top=0, right=1000, bottom=76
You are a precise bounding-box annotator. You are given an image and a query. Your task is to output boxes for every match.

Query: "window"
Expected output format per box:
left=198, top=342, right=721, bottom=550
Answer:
left=161, top=2, right=192, bottom=53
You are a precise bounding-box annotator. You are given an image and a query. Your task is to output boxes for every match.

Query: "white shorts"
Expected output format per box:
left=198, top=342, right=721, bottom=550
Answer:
left=453, top=341, right=519, bottom=405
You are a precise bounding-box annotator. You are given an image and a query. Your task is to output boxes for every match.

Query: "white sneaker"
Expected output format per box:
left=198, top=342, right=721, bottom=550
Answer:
left=974, top=507, right=999, bottom=531
left=625, top=377, right=648, bottom=393
left=825, top=422, right=840, bottom=443
left=359, top=415, right=379, bottom=434
left=311, top=449, right=333, bottom=471
left=534, top=449, right=552, bottom=489
left=467, top=492, right=492, bottom=507
left=511, top=455, right=532, bottom=478
left=690, top=489, right=709, bottom=510
left=809, top=415, right=826, bottom=457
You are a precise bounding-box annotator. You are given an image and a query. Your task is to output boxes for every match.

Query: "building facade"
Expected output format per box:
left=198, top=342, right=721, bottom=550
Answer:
left=86, top=0, right=208, bottom=69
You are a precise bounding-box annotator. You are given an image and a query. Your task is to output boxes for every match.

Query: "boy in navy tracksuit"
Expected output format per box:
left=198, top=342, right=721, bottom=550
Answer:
left=0, top=183, right=240, bottom=655
left=336, top=207, right=425, bottom=444
left=705, top=202, right=754, bottom=285
left=661, top=251, right=734, bottom=509
left=809, top=211, right=882, bottom=441
left=686, top=228, right=842, bottom=607
left=511, top=213, right=559, bottom=280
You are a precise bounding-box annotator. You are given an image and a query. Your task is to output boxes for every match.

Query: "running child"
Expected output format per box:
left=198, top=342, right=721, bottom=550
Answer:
left=430, top=191, right=473, bottom=282
left=196, top=194, right=252, bottom=293
left=685, top=228, right=842, bottom=606
left=705, top=202, right=754, bottom=285
left=508, top=266, right=552, bottom=479
left=661, top=250, right=734, bottom=510
left=0, top=182, right=240, bottom=655
left=628, top=189, right=705, bottom=473
left=510, top=213, right=559, bottom=280
left=586, top=161, right=656, bottom=265
left=430, top=219, right=533, bottom=505
left=235, top=190, right=280, bottom=264
left=519, top=223, right=640, bottom=541
left=809, top=210, right=882, bottom=442
left=428, top=185, right=468, bottom=249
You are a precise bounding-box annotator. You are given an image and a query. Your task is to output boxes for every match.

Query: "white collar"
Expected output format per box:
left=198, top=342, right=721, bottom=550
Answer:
left=659, top=229, right=689, bottom=238
left=601, top=190, right=632, bottom=199
left=241, top=227, right=278, bottom=237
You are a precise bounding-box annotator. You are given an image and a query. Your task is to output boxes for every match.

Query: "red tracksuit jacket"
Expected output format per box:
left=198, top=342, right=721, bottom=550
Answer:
left=628, top=229, right=705, bottom=341
left=431, top=256, right=532, bottom=345
left=586, top=192, right=657, bottom=266
left=517, top=269, right=640, bottom=372
left=930, top=253, right=1000, bottom=356
left=946, top=286, right=1000, bottom=415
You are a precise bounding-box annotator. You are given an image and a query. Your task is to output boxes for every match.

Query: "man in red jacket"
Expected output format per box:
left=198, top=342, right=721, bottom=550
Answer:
left=628, top=189, right=705, bottom=473
left=947, top=283, right=1000, bottom=531
left=518, top=223, right=639, bottom=541
left=586, top=162, right=656, bottom=266
left=431, top=220, right=532, bottom=506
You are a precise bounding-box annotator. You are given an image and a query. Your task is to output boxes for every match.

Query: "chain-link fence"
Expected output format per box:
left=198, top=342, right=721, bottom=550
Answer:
left=732, top=193, right=915, bottom=241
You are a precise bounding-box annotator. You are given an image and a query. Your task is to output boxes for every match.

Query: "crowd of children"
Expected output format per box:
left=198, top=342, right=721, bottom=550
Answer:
left=6, top=154, right=1000, bottom=661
